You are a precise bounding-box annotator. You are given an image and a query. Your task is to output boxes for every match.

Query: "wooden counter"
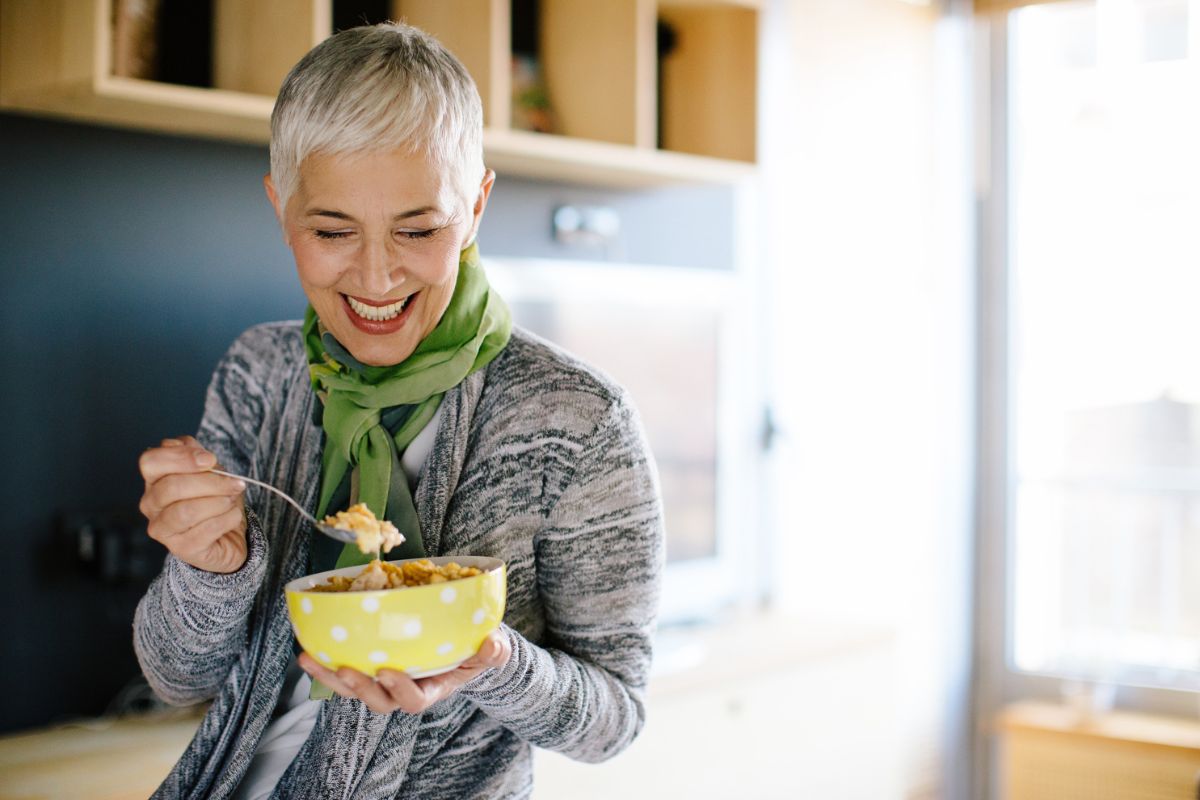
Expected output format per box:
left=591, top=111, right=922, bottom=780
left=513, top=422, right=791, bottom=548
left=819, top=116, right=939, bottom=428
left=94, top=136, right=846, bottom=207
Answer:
left=0, top=710, right=203, bottom=800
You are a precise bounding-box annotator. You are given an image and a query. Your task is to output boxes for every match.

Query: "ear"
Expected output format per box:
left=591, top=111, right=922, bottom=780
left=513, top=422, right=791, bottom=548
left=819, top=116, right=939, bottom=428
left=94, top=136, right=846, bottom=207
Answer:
left=263, top=174, right=290, bottom=245
left=464, top=169, right=496, bottom=247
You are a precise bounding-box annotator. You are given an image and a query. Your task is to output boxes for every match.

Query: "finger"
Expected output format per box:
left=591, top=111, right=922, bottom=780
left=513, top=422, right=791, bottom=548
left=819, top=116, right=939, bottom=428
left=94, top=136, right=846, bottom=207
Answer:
left=375, top=669, right=430, bottom=712
left=161, top=438, right=185, bottom=447
left=202, top=529, right=250, bottom=575
left=174, top=436, right=230, bottom=471
left=399, top=634, right=510, bottom=707
left=147, top=493, right=242, bottom=544
left=444, top=632, right=508, bottom=676
left=141, top=471, right=244, bottom=519
left=150, top=503, right=245, bottom=573
left=405, top=664, right=481, bottom=707
left=335, top=667, right=403, bottom=714
left=175, top=504, right=246, bottom=556
left=139, top=443, right=218, bottom=485
left=298, top=655, right=400, bottom=714
left=298, top=654, right=359, bottom=698
left=465, top=632, right=509, bottom=670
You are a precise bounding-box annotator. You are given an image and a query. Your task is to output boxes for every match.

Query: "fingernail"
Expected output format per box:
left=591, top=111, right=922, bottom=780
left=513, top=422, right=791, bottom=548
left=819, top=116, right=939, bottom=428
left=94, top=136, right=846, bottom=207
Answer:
left=195, top=452, right=216, bottom=468
left=233, top=479, right=246, bottom=492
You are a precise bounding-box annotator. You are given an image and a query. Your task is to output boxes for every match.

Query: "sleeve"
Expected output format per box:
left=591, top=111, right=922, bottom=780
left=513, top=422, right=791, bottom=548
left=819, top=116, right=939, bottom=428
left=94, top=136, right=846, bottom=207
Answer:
left=460, top=395, right=666, bottom=763
left=132, top=331, right=275, bottom=706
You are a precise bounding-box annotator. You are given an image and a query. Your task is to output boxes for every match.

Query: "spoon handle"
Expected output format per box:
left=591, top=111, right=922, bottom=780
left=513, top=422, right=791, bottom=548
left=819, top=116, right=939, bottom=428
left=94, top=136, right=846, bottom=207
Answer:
left=210, top=468, right=320, bottom=526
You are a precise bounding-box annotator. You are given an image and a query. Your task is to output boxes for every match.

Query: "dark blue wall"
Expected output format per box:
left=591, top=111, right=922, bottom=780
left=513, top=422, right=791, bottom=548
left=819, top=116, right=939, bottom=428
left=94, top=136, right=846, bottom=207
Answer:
left=0, top=112, right=732, bottom=732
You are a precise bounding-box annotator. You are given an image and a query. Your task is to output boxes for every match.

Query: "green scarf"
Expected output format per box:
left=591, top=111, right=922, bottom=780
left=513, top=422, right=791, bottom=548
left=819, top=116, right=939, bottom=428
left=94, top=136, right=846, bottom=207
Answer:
left=303, top=242, right=511, bottom=569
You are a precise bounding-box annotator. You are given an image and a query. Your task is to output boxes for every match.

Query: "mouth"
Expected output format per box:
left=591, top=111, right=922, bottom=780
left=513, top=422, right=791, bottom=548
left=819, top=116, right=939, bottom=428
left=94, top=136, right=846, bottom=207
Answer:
left=340, top=292, right=418, bottom=334
left=345, top=294, right=410, bottom=321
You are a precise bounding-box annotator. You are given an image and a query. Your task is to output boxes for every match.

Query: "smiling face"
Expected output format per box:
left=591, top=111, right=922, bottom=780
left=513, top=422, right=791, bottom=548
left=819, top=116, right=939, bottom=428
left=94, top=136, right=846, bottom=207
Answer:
left=266, top=149, right=493, bottom=367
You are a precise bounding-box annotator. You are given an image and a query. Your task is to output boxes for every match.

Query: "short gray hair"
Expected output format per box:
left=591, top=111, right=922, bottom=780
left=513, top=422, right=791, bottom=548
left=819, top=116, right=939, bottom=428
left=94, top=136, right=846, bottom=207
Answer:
left=270, top=23, right=484, bottom=211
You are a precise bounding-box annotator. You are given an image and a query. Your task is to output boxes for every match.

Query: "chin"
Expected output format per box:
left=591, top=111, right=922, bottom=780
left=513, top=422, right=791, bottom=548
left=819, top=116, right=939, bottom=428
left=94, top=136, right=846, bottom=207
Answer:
left=346, top=339, right=415, bottom=368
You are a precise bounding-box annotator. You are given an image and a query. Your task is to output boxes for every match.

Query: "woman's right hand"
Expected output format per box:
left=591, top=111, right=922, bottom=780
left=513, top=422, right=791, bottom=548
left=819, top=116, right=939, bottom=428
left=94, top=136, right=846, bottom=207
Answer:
left=138, top=436, right=249, bottom=574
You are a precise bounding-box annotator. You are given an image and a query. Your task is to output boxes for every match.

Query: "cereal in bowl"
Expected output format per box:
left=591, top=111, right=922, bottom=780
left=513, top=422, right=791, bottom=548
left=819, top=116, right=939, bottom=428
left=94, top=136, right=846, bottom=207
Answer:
left=309, top=558, right=484, bottom=593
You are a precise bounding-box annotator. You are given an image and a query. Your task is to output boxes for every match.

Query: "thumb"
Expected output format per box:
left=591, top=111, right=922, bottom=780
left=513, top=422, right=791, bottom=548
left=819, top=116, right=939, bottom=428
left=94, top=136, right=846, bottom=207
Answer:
left=476, top=631, right=509, bottom=669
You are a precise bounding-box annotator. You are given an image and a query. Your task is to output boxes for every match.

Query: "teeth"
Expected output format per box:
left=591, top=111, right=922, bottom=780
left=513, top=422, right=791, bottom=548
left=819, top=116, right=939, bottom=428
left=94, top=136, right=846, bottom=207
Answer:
left=346, top=295, right=408, bottom=321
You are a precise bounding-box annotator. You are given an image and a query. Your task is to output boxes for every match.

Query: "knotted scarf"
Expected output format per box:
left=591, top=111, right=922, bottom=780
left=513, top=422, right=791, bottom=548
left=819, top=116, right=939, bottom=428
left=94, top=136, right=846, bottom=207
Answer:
left=303, top=242, right=511, bottom=570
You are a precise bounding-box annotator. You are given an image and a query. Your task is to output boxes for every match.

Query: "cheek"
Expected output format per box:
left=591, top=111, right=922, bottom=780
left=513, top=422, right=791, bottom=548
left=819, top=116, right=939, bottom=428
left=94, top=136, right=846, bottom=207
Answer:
left=424, top=248, right=462, bottom=287
left=291, top=241, right=344, bottom=289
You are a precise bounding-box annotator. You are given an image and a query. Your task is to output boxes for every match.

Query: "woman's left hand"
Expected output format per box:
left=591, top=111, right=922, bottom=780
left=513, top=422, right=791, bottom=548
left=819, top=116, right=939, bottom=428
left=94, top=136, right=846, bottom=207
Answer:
left=297, top=629, right=511, bottom=715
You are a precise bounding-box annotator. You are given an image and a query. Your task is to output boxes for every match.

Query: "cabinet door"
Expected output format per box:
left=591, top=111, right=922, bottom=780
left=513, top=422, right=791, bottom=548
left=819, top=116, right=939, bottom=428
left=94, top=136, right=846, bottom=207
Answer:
left=658, top=3, right=757, bottom=162
left=539, top=0, right=656, bottom=148
left=212, top=0, right=327, bottom=96
left=392, top=0, right=510, bottom=129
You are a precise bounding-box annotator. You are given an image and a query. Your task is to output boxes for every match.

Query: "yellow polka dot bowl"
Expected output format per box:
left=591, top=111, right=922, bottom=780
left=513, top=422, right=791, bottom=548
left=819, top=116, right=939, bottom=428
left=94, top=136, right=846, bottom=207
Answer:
left=284, top=556, right=506, bottom=678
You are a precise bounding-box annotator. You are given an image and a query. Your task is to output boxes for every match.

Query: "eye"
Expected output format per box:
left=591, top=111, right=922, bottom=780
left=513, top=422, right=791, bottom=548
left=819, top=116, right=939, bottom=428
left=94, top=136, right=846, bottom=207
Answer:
left=313, top=229, right=352, bottom=240
left=398, top=228, right=438, bottom=240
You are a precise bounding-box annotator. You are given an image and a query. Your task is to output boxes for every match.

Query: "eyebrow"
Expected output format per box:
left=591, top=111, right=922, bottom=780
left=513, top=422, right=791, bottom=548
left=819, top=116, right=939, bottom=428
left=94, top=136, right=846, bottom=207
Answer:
left=305, top=206, right=441, bottom=222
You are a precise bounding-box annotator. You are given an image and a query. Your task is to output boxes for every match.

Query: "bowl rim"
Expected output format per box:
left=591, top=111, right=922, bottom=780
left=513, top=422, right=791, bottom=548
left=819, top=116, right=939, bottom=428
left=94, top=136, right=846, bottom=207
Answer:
left=284, top=554, right=506, bottom=595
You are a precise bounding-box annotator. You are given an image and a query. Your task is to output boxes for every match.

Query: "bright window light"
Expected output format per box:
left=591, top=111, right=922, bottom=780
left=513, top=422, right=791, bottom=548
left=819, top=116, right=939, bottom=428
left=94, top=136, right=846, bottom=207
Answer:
left=1008, top=0, right=1200, bottom=689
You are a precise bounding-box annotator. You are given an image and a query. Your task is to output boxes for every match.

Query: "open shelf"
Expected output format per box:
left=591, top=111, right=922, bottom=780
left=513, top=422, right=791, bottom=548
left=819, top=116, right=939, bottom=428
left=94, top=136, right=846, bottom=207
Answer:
left=484, top=127, right=754, bottom=186
left=0, top=0, right=760, bottom=187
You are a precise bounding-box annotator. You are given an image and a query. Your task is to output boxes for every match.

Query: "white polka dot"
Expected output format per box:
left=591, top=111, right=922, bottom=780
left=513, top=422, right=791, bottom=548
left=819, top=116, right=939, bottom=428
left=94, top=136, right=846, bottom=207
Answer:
left=317, top=652, right=332, bottom=664
left=471, top=609, right=486, bottom=625
left=437, top=642, right=454, bottom=655
left=403, top=619, right=422, bottom=637
left=300, top=597, right=313, bottom=614
left=440, top=586, right=457, bottom=604
left=361, top=597, right=380, bottom=613
left=368, top=650, right=388, bottom=664
left=330, top=625, right=348, bottom=642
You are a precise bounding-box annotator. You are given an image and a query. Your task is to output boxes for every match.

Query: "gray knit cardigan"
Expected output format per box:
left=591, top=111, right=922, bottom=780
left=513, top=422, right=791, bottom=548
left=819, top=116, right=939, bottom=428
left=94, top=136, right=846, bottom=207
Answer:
left=133, top=322, right=664, bottom=799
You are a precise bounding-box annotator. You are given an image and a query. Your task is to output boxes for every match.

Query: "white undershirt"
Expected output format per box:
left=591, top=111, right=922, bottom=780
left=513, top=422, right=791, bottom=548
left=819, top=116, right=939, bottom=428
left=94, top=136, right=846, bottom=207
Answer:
left=231, top=404, right=443, bottom=800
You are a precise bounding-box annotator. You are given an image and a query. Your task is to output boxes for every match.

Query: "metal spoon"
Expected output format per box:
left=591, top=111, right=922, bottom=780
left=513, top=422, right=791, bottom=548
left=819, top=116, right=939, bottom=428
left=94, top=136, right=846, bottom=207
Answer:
left=210, top=468, right=358, bottom=545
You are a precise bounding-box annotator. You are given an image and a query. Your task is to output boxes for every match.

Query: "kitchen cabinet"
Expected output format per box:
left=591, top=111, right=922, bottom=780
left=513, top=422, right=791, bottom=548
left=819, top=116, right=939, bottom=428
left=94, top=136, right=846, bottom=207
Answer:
left=0, top=0, right=759, bottom=187
left=999, top=701, right=1200, bottom=800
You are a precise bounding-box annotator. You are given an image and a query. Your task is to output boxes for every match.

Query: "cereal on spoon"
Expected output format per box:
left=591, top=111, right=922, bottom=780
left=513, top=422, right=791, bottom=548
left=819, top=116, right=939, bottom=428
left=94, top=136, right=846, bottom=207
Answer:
left=315, top=503, right=482, bottom=593
left=322, top=502, right=405, bottom=556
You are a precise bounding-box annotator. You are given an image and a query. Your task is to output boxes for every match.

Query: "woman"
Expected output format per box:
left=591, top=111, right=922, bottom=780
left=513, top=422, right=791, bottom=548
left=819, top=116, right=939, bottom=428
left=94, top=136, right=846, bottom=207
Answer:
left=134, top=22, right=664, bottom=800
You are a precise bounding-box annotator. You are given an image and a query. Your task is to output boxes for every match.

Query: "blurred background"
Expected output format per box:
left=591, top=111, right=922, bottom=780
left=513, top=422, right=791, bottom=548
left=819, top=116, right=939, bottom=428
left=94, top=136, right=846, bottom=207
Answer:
left=1, top=0, right=1198, bottom=797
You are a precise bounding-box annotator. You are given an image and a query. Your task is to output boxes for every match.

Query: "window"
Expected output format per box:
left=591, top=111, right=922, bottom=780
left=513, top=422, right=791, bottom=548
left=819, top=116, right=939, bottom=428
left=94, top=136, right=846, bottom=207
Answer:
left=1004, top=0, right=1200, bottom=693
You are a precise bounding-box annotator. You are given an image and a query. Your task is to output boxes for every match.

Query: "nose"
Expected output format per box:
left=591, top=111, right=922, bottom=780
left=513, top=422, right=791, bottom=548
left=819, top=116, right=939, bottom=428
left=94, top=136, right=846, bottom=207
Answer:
left=356, top=237, right=404, bottom=296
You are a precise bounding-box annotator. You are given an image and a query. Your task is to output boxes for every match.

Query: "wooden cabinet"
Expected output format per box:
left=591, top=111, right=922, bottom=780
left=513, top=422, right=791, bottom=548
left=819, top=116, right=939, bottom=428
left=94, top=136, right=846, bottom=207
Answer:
left=0, top=0, right=759, bottom=187
left=999, top=702, right=1200, bottom=800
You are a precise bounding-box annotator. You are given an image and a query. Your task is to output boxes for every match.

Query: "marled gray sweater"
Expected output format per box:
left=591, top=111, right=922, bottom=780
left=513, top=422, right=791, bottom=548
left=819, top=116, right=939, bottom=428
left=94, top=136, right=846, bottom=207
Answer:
left=133, top=322, right=664, bottom=799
